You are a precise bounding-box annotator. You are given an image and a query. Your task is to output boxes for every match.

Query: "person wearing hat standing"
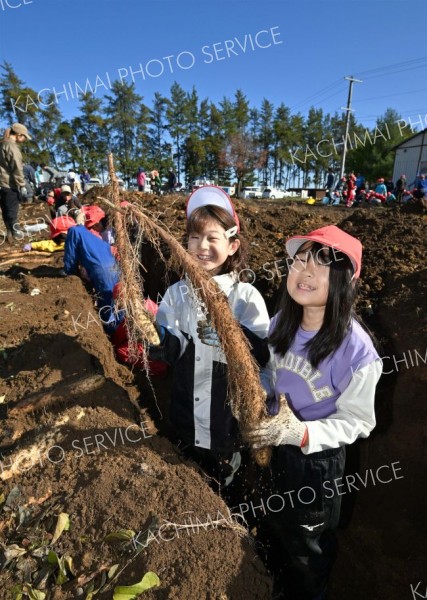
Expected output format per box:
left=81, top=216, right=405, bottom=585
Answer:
left=150, top=186, right=270, bottom=490
left=395, top=174, right=407, bottom=204
left=0, top=123, right=32, bottom=242
left=247, top=225, right=381, bottom=599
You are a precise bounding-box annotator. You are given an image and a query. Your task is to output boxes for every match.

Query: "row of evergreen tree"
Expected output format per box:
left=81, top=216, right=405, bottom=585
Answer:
left=0, top=62, right=410, bottom=188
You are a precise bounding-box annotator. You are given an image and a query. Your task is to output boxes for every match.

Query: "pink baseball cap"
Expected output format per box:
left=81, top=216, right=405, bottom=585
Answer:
left=285, top=225, right=362, bottom=279
left=186, top=186, right=240, bottom=232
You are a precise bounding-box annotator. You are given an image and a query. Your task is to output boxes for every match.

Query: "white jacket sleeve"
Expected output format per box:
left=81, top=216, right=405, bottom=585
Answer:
left=302, top=359, right=382, bottom=454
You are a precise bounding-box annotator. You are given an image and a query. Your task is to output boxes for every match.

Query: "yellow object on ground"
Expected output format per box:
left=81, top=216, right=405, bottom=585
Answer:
left=30, top=240, right=65, bottom=252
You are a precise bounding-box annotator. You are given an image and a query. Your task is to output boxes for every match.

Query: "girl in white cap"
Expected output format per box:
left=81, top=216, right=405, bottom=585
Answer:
left=150, top=186, right=270, bottom=491
left=247, top=225, right=382, bottom=600
left=0, top=123, right=32, bottom=242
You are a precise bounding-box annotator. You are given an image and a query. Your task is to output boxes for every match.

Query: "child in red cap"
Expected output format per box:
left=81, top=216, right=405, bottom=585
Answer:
left=247, top=225, right=381, bottom=599
left=22, top=216, right=76, bottom=253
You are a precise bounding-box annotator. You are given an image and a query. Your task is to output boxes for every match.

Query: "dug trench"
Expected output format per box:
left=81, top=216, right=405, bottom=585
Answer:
left=0, top=194, right=426, bottom=599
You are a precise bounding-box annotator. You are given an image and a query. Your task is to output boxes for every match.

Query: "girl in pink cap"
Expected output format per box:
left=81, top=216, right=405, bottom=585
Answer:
left=248, top=225, right=381, bottom=600
left=150, top=186, right=270, bottom=492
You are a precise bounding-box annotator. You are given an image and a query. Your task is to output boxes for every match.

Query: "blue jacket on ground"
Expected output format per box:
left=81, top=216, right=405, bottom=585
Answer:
left=64, top=225, right=120, bottom=296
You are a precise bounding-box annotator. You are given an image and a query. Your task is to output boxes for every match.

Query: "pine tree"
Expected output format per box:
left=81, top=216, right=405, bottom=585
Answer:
left=148, top=91, right=168, bottom=174
left=166, top=82, right=188, bottom=180
left=56, top=121, right=81, bottom=168
left=105, top=81, right=142, bottom=183
left=0, top=62, right=39, bottom=131
left=73, top=92, right=108, bottom=177
left=258, top=99, right=275, bottom=185
left=36, top=93, right=63, bottom=166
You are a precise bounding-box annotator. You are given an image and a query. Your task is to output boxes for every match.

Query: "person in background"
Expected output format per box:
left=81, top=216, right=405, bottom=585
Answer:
left=40, top=163, right=55, bottom=183
left=395, top=174, right=406, bottom=204
left=0, top=123, right=32, bottom=242
left=23, top=163, right=37, bottom=204
left=81, top=169, right=91, bottom=192
left=108, top=283, right=167, bottom=375
left=373, top=178, right=387, bottom=203
left=137, top=167, right=146, bottom=192
left=167, top=167, right=177, bottom=193
left=416, top=174, right=427, bottom=199
left=67, top=168, right=82, bottom=194
left=345, top=172, right=356, bottom=208
left=324, top=168, right=335, bottom=204
left=355, top=173, right=365, bottom=194
left=82, top=205, right=107, bottom=239
left=150, top=170, right=161, bottom=194
left=63, top=218, right=120, bottom=327
left=385, top=177, right=394, bottom=193
left=23, top=216, right=76, bottom=253
left=385, top=191, right=397, bottom=205
left=45, top=189, right=55, bottom=206
left=54, top=186, right=82, bottom=218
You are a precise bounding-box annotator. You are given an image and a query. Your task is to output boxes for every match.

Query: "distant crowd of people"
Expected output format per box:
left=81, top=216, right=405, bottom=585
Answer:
left=323, top=169, right=427, bottom=208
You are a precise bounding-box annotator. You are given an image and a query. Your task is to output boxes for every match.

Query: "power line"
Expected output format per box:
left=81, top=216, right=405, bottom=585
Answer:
left=290, top=79, right=345, bottom=112
left=354, top=57, right=427, bottom=78
left=356, top=87, right=427, bottom=103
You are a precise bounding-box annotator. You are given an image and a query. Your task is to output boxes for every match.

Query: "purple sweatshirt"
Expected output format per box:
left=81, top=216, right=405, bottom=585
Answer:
left=262, top=318, right=382, bottom=454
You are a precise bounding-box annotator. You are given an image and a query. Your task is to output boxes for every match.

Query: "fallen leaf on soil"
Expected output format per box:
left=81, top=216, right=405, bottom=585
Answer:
left=113, top=571, right=160, bottom=600
left=51, top=512, right=70, bottom=544
left=104, top=529, right=135, bottom=543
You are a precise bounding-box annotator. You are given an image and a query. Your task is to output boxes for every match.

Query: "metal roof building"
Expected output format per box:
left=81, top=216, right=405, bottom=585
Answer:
left=392, top=128, right=427, bottom=185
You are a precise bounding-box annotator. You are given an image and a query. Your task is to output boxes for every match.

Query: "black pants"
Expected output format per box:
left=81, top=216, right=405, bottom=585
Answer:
left=260, top=445, right=346, bottom=600
left=175, top=440, right=241, bottom=491
left=0, top=186, right=20, bottom=234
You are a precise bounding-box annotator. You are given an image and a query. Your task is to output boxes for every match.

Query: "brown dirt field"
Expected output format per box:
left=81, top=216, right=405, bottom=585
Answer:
left=0, top=194, right=426, bottom=600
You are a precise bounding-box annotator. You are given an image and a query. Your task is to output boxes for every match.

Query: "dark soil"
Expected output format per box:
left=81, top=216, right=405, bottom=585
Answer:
left=0, top=194, right=426, bottom=599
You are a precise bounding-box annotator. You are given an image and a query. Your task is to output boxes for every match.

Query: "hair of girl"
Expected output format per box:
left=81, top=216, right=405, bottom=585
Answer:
left=186, top=205, right=249, bottom=278
left=270, top=241, right=358, bottom=368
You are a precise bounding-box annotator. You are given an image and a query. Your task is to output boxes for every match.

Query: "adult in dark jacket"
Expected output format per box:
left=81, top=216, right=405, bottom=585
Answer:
left=167, top=168, right=177, bottom=192
left=324, top=169, right=335, bottom=204
left=395, top=174, right=407, bottom=204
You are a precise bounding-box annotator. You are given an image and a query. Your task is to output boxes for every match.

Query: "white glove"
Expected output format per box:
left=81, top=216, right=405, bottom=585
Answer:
left=247, top=394, right=307, bottom=448
left=20, top=186, right=28, bottom=199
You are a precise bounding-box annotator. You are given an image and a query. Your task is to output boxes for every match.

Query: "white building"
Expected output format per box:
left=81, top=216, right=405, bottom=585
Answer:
left=393, top=128, right=427, bottom=186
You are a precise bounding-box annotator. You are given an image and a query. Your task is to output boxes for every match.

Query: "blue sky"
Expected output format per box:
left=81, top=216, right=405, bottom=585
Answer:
left=1, top=0, right=426, bottom=131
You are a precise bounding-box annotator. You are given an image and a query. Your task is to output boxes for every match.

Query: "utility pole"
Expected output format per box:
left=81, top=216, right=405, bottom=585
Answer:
left=339, top=76, right=362, bottom=180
